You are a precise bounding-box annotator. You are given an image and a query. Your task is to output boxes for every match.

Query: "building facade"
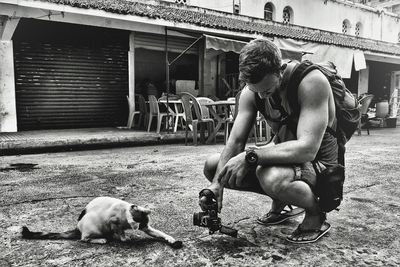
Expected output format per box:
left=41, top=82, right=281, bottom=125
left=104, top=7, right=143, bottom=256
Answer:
left=1, top=0, right=400, bottom=132
left=170, top=0, right=400, bottom=43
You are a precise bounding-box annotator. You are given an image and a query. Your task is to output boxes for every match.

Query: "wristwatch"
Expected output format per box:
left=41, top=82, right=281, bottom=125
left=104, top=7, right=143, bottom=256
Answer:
left=245, top=148, right=258, bottom=167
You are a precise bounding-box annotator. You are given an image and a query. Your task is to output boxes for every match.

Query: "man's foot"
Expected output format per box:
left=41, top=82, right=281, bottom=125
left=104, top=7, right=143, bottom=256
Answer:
left=286, top=221, right=331, bottom=244
left=257, top=205, right=305, bottom=226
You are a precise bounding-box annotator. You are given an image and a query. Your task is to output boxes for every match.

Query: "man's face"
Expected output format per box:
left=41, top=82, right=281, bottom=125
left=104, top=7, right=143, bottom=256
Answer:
left=247, top=73, right=281, bottom=99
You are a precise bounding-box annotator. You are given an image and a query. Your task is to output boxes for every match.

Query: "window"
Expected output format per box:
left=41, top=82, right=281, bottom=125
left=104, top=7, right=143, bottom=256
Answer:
left=233, top=3, right=240, bottom=14
left=342, top=19, right=351, bottom=34
left=175, top=0, right=187, bottom=4
left=264, top=3, right=274, bottom=21
left=283, top=6, right=293, bottom=24
left=355, top=22, right=362, bottom=37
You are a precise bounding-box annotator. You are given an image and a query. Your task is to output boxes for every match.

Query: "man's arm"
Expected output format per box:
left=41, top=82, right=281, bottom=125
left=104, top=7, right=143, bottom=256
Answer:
left=206, top=87, right=257, bottom=211
left=255, top=70, right=330, bottom=165
left=210, top=87, right=257, bottom=183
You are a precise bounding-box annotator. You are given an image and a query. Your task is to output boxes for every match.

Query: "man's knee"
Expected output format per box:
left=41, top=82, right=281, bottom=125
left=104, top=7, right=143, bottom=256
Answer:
left=203, top=153, right=220, bottom=182
left=255, top=165, right=294, bottom=196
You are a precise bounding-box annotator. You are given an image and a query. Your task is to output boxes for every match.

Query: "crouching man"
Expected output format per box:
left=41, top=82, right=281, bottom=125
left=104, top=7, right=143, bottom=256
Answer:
left=202, top=39, right=338, bottom=243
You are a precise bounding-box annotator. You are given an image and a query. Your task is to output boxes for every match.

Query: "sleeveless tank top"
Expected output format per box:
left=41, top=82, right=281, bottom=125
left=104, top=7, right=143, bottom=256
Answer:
left=254, top=92, right=338, bottom=167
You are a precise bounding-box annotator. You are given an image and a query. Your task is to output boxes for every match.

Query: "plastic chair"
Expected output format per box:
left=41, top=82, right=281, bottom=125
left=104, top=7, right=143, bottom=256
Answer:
left=159, top=95, right=185, bottom=132
left=358, top=94, right=374, bottom=135
left=224, top=91, right=241, bottom=144
left=126, top=95, right=139, bottom=129
left=173, top=102, right=186, bottom=133
left=147, top=95, right=175, bottom=133
left=196, top=97, right=215, bottom=120
left=138, top=94, right=148, bottom=129
left=180, top=92, right=216, bottom=145
left=127, top=94, right=147, bottom=129
left=254, top=112, right=272, bottom=145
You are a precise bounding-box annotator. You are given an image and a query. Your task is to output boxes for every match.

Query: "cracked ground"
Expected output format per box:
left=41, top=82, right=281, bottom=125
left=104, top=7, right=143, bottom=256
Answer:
left=1, top=127, right=400, bottom=266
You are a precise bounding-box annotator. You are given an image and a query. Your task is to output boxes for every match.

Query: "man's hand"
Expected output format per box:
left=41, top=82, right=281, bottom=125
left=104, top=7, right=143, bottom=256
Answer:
left=201, top=182, right=223, bottom=212
left=218, top=152, right=248, bottom=188
left=214, top=152, right=249, bottom=212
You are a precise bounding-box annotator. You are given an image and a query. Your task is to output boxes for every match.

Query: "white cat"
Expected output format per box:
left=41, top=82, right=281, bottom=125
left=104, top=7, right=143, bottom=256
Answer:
left=22, top=196, right=183, bottom=248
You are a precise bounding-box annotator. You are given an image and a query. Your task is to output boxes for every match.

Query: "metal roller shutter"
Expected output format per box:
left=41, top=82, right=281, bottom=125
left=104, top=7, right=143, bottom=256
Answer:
left=135, top=32, right=199, bottom=54
left=13, top=22, right=129, bottom=130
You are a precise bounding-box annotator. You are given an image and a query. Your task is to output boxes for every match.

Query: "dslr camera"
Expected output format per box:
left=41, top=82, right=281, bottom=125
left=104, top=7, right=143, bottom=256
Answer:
left=193, top=189, right=238, bottom=237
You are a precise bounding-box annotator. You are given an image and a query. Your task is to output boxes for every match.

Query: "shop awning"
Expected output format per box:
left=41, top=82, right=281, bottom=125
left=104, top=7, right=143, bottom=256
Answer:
left=204, top=34, right=304, bottom=60
left=364, top=51, right=400, bottom=65
left=354, top=50, right=366, bottom=71
left=303, top=44, right=367, bottom=78
left=204, top=34, right=247, bottom=54
left=274, top=38, right=317, bottom=61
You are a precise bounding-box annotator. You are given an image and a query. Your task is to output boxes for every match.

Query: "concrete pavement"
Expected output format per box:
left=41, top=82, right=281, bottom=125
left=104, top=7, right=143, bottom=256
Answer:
left=0, top=124, right=396, bottom=157
left=0, top=127, right=193, bottom=155
left=1, top=127, right=400, bottom=266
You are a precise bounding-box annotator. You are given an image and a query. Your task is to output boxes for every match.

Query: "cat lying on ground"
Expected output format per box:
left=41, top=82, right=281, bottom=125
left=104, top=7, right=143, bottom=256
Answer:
left=21, top=196, right=183, bottom=249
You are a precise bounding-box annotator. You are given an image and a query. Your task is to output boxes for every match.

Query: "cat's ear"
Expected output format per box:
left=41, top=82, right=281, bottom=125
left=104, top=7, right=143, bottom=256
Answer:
left=130, top=205, right=138, bottom=212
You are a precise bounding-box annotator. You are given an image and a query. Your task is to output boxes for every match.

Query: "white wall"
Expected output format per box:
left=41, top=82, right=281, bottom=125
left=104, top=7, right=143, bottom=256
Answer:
left=382, top=13, right=400, bottom=43
left=0, top=41, right=17, bottom=132
left=187, top=0, right=400, bottom=43
left=190, top=0, right=233, bottom=13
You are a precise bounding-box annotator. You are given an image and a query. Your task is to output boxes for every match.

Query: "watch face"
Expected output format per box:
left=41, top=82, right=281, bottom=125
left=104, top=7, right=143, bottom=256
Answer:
left=246, top=150, right=258, bottom=166
left=247, top=153, right=256, bottom=162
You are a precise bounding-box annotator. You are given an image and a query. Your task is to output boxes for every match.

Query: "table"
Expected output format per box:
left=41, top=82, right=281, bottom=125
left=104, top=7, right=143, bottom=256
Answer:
left=203, top=100, right=235, bottom=143
left=158, top=99, right=185, bottom=132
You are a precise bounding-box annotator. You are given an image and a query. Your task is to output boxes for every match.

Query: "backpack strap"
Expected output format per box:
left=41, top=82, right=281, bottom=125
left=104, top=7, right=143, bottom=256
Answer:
left=277, top=60, right=320, bottom=136
left=285, top=60, right=320, bottom=115
left=254, top=89, right=288, bottom=123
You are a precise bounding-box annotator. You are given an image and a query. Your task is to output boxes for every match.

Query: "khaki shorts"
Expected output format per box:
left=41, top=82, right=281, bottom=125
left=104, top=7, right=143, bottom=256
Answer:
left=293, top=161, right=317, bottom=189
left=238, top=161, right=317, bottom=194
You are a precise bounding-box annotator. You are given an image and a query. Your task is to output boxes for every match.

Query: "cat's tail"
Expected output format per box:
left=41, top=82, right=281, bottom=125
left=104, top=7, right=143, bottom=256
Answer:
left=21, top=226, right=81, bottom=240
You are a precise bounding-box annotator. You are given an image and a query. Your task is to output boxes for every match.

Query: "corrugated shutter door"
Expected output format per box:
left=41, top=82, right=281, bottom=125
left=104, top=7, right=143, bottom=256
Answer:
left=135, top=32, right=198, bottom=54
left=14, top=38, right=128, bottom=130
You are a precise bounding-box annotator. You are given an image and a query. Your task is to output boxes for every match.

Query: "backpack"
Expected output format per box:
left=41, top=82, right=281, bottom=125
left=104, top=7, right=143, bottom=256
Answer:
left=283, top=60, right=361, bottom=166
left=282, top=60, right=361, bottom=212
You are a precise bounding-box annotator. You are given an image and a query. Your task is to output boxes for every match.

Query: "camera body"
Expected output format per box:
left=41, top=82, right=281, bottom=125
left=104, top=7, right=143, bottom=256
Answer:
left=193, top=189, right=238, bottom=238
left=193, top=207, right=221, bottom=233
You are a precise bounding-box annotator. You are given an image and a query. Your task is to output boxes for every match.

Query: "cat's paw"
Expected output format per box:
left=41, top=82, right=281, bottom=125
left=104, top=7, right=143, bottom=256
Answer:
left=87, top=238, right=108, bottom=244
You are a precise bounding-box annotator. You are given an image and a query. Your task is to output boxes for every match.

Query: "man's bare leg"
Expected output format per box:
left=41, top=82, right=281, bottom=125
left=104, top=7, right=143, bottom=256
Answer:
left=203, top=155, right=327, bottom=242
left=270, top=199, right=286, bottom=212
left=204, top=155, right=298, bottom=222
left=256, top=165, right=328, bottom=242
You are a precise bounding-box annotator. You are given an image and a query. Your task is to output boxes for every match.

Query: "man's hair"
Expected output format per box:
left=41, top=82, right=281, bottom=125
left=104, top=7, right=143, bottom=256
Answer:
left=239, top=39, right=282, bottom=84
